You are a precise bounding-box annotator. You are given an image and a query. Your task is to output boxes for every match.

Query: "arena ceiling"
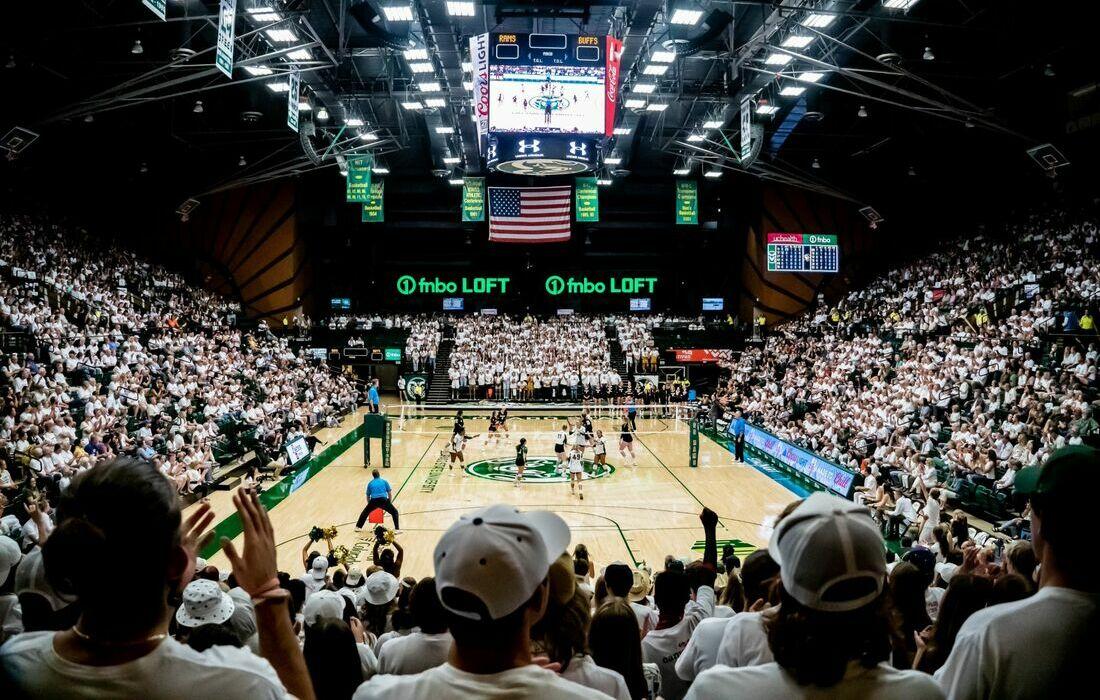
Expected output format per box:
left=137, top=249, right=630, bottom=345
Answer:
left=1, top=1, right=1096, bottom=217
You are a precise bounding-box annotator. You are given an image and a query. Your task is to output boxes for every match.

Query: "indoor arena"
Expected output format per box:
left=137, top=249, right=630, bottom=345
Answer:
left=0, top=2, right=1097, bottom=699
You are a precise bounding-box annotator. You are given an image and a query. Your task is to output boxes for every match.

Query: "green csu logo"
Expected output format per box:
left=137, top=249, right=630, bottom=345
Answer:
left=466, top=457, right=614, bottom=483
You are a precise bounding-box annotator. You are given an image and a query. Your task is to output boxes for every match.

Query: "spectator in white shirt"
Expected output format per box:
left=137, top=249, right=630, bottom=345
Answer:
left=377, top=578, right=452, bottom=675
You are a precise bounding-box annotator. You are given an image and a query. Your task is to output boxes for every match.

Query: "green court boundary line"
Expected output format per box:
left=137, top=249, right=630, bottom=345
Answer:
left=392, top=434, right=439, bottom=501
left=200, top=423, right=366, bottom=558
left=633, top=433, right=728, bottom=531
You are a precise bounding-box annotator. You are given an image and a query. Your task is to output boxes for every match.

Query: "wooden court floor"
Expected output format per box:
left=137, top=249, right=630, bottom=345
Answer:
left=196, top=407, right=799, bottom=579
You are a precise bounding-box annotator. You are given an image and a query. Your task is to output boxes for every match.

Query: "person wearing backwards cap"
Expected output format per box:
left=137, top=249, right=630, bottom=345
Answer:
left=935, top=446, right=1099, bottom=699
left=352, top=503, right=609, bottom=699
left=686, top=493, right=942, bottom=700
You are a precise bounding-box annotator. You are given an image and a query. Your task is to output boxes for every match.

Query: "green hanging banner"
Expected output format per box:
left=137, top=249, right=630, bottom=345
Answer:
left=361, top=181, right=384, bottom=222
left=575, top=177, right=599, bottom=222
left=676, top=180, right=698, bottom=225
left=461, top=177, right=485, bottom=222
left=345, top=155, right=373, bottom=202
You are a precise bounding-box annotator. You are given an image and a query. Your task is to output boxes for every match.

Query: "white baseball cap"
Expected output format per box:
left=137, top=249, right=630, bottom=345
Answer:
left=768, top=492, right=886, bottom=613
left=364, top=571, right=400, bottom=606
left=310, top=556, right=329, bottom=580
left=0, top=536, right=21, bottom=587
left=302, top=589, right=346, bottom=625
left=345, top=566, right=364, bottom=587
left=433, top=503, right=570, bottom=621
left=175, top=579, right=235, bottom=628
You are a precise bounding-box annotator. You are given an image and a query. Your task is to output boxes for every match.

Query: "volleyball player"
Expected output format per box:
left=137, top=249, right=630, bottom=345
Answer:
left=499, top=407, right=510, bottom=439
left=572, top=419, right=589, bottom=457
left=449, top=427, right=468, bottom=476
left=619, top=413, right=636, bottom=465
left=486, top=410, right=500, bottom=447
left=593, top=429, right=607, bottom=467
left=514, top=437, right=528, bottom=487
left=567, top=445, right=585, bottom=499
left=554, top=423, right=568, bottom=474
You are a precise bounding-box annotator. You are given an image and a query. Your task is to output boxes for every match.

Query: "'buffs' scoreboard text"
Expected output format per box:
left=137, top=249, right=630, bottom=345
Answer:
left=766, top=233, right=839, bottom=273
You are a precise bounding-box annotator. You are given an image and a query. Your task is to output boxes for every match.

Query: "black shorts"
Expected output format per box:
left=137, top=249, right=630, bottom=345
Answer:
left=554, top=444, right=565, bottom=454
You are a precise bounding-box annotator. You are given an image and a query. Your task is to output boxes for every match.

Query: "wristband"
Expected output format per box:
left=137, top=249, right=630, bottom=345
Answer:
left=247, top=577, right=282, bottom=598
left=252, top=588, right=291, bottom=606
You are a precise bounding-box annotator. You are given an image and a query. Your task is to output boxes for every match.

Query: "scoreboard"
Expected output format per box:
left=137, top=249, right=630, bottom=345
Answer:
left=766, top=233, right=840, bottom=273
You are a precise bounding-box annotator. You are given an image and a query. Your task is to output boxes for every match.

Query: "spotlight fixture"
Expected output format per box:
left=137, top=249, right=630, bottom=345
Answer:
left=812, top=157, right=821, bottom=169
left=435, top=126, right=455, bottom=134
left=373, top=165, right=390, bottom=174
left=687, top=134, right=706, bottom=142
left=243, top=65, right=274, bottom=76
left=84, top=114, right=95, bottom=123
left=131, top=39, right=144, bottom=55
left=424, top=97, right=447, bottom=107
left=801, top=13, right=835, bottom=29
left=795, top=72, right=824, bottom=83
left=781, top=35, right=814, bottom=49
left=858, top=105, right=868, bottom=118
left=672, top=167, right=691, bottom=175
left=764, top=52, right=792, bottom=66
left=381, top=4, right=414, bottom=22
left=5, top=54, right=14, bottom=69
left=345, top=117, right=365, bottom=126
left=401, top=101, right=424, bottom=110
left=779, top=86, right=806, bottom=97
left=633, top=83, right=657, bottom=94
left=923, top=46, right=935, bottom=61
left=702, top=120, right=723, bottom=129
left=596, top=178, right=613, bottom=185
left=650, top=51, right=676, bottom=63
left=704, top=169, right=722, bottom=178
left=624, top=98, right=646, bottom=109
left=645, top=102, right=669, bottom=112
left=316, top=107, right=329, bottom=121
left=756, top=103, right=779, bottom=115
left=908, top=164, right=917, bottom=176
left=448, top=177, right=465, bottom=185
left=417, top=81, right=442, bottom=92
left=604, top=155, right=622, bottom=165
left=446, top=1, right=476, bottom=17
left=409, top=62, right=434, bottom=73
left=360, top=131, right=379, bottom=141
left=265, top=29, right=298, bottom=43
left=1043, top=63, right=1055, bottom=77
left=669, top=8, right=704, bottom=25
left=442, top=155, right=460, bottom=164
left=404, top=48, right=428, bottom=60
left=139, top=162, right=149, bottom=173
left=238, top=155, right=247, bottom=166
left=193, top=100, right=204, bottom=114
left=613, top=126, right=631, bottom=135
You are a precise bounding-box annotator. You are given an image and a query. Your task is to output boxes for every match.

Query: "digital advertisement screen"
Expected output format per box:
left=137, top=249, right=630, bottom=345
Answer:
left=766, top=233, right=840, bottom=273
left=737, top=423, right=855, bottom=497
left=702, top=297, right=724, bottom=311
left=285, top=436, right=311, bottom=466
left=557, top=308, right=574, bottom=315
left=442, top=297, right=465, bottom=311
left=629, top=297, right=651, bottom=311
left=330, top=297, right=351, bottom=310
left=488, top=33, right=606, bottom=135
left=384, top=348, right=402, bottom=362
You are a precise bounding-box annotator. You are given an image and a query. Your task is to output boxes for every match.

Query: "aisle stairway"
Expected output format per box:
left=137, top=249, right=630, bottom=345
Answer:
left=427, top=339, right=454, bottom=403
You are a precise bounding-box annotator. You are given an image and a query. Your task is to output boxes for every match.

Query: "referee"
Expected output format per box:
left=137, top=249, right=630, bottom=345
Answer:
left=355, top=469, right=400, bottom=532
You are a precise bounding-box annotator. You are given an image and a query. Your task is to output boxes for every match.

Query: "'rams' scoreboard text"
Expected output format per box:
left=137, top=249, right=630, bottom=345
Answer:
left=766, top=233, right=840, bottom=273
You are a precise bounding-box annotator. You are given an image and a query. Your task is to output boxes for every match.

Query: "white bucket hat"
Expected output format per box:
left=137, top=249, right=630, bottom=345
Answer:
left=364, top=571, right=401, bottom=606
left=176, top=579, right=235, bottom=628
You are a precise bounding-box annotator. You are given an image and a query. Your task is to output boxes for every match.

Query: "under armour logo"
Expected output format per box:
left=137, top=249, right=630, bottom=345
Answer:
left=569, top=141, right=587, bottom=157
left=517, top=139, right=541, bottom=154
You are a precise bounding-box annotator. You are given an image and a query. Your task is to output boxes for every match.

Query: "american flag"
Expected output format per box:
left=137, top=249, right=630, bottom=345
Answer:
left=488, top=185, right=572, bottom=243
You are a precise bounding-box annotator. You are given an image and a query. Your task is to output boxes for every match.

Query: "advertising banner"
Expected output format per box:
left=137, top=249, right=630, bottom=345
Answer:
left=672, top=349, right=730, bottom=363
left=216, top=0, right=236, bottom=79
left=605, top=36, right=623, bottom=137
left=470, top=33, right=490, bottom=154
left=287, top=70, right=300, bottom=132
left=739, top=423, right=856, bottom=496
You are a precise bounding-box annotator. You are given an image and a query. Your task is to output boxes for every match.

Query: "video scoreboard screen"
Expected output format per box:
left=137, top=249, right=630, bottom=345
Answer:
left=487, top=33, right=617, bottom=136
left=629, top=297, right=651, bottom=311
left=442, top=297, right=465, bottom=311
left=766, top=233, right=840, bottom=273
left=702, top=297, right=724, bottom=311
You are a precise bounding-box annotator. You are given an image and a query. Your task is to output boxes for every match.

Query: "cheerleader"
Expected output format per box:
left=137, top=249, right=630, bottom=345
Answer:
left=567, top=445, right=585, bottom=499
left=514, top=437, right=528, bottom=487
left=618, top=415, right=636, bottom=465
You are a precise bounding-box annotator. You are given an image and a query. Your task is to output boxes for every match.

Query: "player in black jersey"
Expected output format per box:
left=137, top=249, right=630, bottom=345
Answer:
left=513, top=437, right=528, bottom=487
left=619, top=413, right=636, bottom=465
left=487, top=410, right=500, bottom=447
left=453, top=409, right=465, bottom=435
left=499, top=407, right=509, bottom=439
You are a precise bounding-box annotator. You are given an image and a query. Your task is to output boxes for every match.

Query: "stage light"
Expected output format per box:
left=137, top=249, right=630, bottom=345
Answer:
left=462, top=80, right=473, bottom=90
left=462, top=61, right=473, bottom=72
left=643, top=64, right=669, bottom=76
left=756, top=104, right=779, bottom=115
left=239, top=155, right=247, bottom=166
left=646, top=102, right=669, bottom=111
left=298, top=101, right=311, bottom=111
left=687, top=134, right=706, bottom=142
left=613, top=126, right=631, bottom=135
left=447, top=2, right=476, bottom=17
left=316, top=107, right=329, bottom=121
left=409, top=62, right=434, bottom=73
left=404, top=48, right=428, bottom=60
left=266, top=81, right=290, bottom=92
left=193, top=100, right=204, bottom=114
left=812, top=157, right=821, bottom=169
left=702, top=119, right=723, bottom=129
left=247, top=7, right=282, bottom=22
left=436, top=126, right=455, bottom=134
left=139, top=162, right=149, bottom=173
left=779, top=86, right=805, bottom=96
left=650, top=51, right=676, bottom=63
left=624, top=98, right=646, bottom=108
left=373, top=165, right=390, bottom=174
left=443, top=155, right=460, bottom=164
left=244, top=65, right=274, bottom=76
left=633, top=83, right=656, bottom=94
left=673, top=167, right=691, bottom=175
left=669, top=8, right=703, bottom=25
left=265, top=28, right=298, bottom=42
left=604, top=155, right=622, bottom=165
left=908, top=165, right=917, bottom=176
left=796, top=71, right=824, bottom=83
left=345, top=117, right=364, bottom=126
left=286, top=49, right=312, bottom=61
left=704, top=169, right=722, bottom=178
left=597, top=178, right=613, bottom=185
left=418, top=81, right=441, bottom=92
left=764, top=52, right=792, bottom=66
left=360, top=131, right=379, bottom=141
left=131, top=40, right=144, bottom=55
left=782, top=35, right=814, bottom=48
left=802, top=13, right=835, bottom=28
left=923, top=46, right=935, bottom=61
left=448, top=177, right=465, bottom=185
left=858, top=105, right=868, bottom=118
left=382, top=5, right=414, bottom=22
left=883, top=0, right=920, bottom=9
left=424, top=97, right=446, bottom=107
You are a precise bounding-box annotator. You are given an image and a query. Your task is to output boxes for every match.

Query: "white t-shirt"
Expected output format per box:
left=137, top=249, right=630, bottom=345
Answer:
left=686, top=660, right=943, bottom=700
left=352, top=662, right=610, bottom=699
left=450, top=434, right=464, bottom=454
left=641, top=585, right=715, bottom=700
left=630, top=601, right=658, bottom=637
left=674, top=615, right=729, bottom=681
left=561, top=654, right=630, bottom=700
left=0, top=632, right=290, bottom=699
left=377, top=631, right=453, bottom=675
left=934, top=586, right=1098, bottom=700
left=715, top=609, right=774, bottom=668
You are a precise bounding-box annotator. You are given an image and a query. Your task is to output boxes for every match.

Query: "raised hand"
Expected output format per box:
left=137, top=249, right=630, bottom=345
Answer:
left=221, top=488, right=278, bottom=594
left=181, top=502, right=215, bottom=572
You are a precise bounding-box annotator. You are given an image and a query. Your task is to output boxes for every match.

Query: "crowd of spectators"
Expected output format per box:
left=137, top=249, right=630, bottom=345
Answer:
left=0, top=213, right=359, bottom=507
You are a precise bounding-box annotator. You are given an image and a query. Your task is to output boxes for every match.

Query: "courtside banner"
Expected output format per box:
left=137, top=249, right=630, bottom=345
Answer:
left=143, top=0, right=167, bottom=21
left=575, top=177, right=599, bottom=222
left=462, top=177, right=486, bottom=222
left=470, top=33, right=490, bottom=155
left=287, top=71, right=300, bottom=133
left=672, top=349, right=728, bottom=363
left=604, top=36, right=623, bottom=137
left=741, top=423, right=856, bottom=497
left=361, top=181, right=384, bottom=222
left=345, top=155, right=373, bottom=202
left=216, top=0, right=236, bottom=79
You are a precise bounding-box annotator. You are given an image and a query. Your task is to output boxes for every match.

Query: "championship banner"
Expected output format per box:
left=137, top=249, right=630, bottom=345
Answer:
left=470, top=33, right=490, bottom=155
left=142, top=0, right=167, bottom=21
left=740, top=98, right=753, bottom=162
left=689, top=419, right=700, bottom=468
left=461, top=177, right=485, bottom=222
left=676, top=180, right=698, bottom=225
left=604, top=36, right=623, bottom=137
left=216, top=0, right=237, bottom=79
left=574, top=177, right=599, bottom=222
left=345, top=155, right=373, bottom=202
left=361, top=181, right=384, bottom=222
left=287, top=71, right=300, bottom=133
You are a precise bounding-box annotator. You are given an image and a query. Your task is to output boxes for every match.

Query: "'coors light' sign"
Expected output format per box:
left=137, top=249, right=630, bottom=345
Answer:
left=470, top=33, right=490, bottom=154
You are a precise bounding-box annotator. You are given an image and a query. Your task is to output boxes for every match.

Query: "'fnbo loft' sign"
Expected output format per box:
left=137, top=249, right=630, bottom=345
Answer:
left=394, top=275, right=659, bottom=296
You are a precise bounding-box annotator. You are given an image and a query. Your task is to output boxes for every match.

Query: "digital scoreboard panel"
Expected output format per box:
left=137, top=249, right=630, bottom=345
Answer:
left=488, top=33, right=607, bottom=135
left=766, top=233, right=840, bottom=273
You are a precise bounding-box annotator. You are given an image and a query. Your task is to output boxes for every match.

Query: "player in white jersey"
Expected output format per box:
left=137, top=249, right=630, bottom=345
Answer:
left=567, top=446, right=585, bottom=499
left=592, top=429, right=607, bottom=467
left=553, top=423, right=568, bottom=473
left=449, top=428, right=470, bottom=476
